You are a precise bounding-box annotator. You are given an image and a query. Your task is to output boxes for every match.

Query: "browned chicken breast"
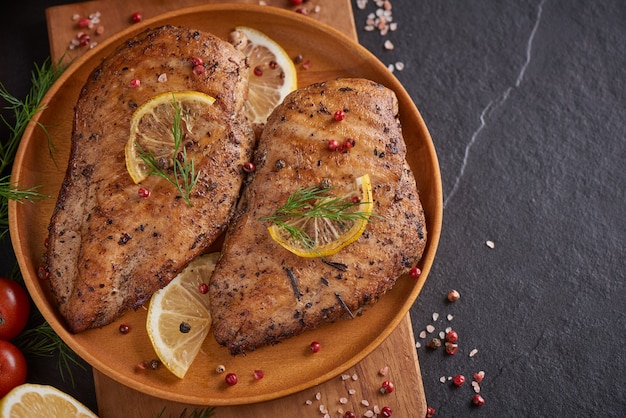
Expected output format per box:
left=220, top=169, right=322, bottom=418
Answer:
left=45, top=25, right=254, bottom=333
left=209, top=78, right=427, bottom=354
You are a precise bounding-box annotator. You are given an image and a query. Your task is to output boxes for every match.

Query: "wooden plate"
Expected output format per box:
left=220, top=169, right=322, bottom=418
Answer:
left=9, top=4, right=442, bottom=406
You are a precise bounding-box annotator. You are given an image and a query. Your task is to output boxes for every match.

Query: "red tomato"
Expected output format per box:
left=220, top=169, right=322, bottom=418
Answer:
left=0, top=277, right=31, bottom=340
left=0, top=340, right=27, bottom=397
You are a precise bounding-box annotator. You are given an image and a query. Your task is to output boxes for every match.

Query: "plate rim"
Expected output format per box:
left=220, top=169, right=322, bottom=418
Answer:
left=9, top=3, right=442, bottom=406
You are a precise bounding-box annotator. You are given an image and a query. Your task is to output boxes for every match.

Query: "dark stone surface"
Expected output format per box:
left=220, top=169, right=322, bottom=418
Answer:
left=1, top=1, right=624, bottom=416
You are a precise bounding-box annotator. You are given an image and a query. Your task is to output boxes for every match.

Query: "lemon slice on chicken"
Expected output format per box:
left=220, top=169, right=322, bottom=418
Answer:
left=146, top=253, right=218, bottom=378
left=267, top=175, right=373, bottom=258
left=125, top=91, right=216, bottom=184
left=230, top=26, right=297, bottom=124
left=0, top=384, right=98, bottom=418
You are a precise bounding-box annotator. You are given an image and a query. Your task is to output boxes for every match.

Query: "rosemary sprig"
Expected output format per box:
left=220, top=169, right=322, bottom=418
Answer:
left=259, top=184, right=374, bottom=252
left=136, top=96, right=200, bottom=206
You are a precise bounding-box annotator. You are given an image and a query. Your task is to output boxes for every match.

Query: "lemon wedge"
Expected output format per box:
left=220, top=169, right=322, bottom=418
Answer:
left=231, top=26, right=297, bottom=124
left=125, top=91, right=216, bottom=184
left=267, top=174, right=373, bottom=258
left=0, top=384, right=98, bottom=418
left=146, top=253, right=218, bottom=379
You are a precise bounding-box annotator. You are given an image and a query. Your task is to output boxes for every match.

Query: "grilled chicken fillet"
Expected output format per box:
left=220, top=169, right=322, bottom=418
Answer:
left=210, top=78, right=427, bottom=354
left=45, top=25, right=254, bottom=333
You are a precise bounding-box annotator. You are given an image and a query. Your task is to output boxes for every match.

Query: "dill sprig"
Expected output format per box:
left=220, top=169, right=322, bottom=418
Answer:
left=13, top=317, right=85, bottom=386
left=136, top=96, right=200, bottom=206
left=0, top=56, right=66, bottom=170
left=259, top=184, right=374, bottom=252
left=153, top=406, right=215, bottom=418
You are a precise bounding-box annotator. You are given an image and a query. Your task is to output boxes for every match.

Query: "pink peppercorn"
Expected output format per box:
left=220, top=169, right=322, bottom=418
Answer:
left=472, top=394, right=485, bottom=406
left=381, top=380, right=395, bottom=393
left=452, top=374, right=465, bottom=386
left=225, top=373, right=238, bottom=386
left=380, top=406, right=393, bottom=417
left=119, top=324, right=130, bottom=334
left=334, top=109, right=345, bottom=121
left=242, top=161, right=255, bottom=173
left=253, top=369, right=265, bottom=380
left=426, top=406, right=436, bottom=417
left=198, top=283, right=209, bottom=294
left=310, top=341, right=321, bottom=353
left=328, top=139, right=339, bottom=151
left=445, top=342, right=459, bottom=355
left=193, top=65, right=205, bottom=75
left=344, top=412, right=356, bottom=418
left=446, top=329, right=459, bottom=343
left=409, top=266, right=422, bottom=278
left=77, top=17, right=90, bottom=28
left=130, top=78, right=141, bottom=88
left=191, top=57, right=203, bottom=66
left=138, top=187, right=150, bottom=198
left=130, top=12, right=142, bottom=23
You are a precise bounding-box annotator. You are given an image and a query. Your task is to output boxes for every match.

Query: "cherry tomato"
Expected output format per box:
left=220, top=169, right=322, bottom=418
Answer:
left=0, top=340, right=27, bottom=397
left=0, top=277, right=31, bottom=340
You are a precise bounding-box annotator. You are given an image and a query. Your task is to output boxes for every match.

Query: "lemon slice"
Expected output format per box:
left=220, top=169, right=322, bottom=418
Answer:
left=268, top=174, right=373, bottom=258
left=0, top=384, right=98, bottom=418
left=125, top=91, right=216, bottom=183
left=146, top=253, right=218, bottom=379
left=231, top=26, right=297, bottom=124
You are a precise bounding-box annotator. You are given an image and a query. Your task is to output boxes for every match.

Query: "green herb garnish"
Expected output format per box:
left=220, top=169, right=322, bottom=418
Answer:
left=259, top=183, right=375, bottom=253
left=136, top=96, right=200, bottom=206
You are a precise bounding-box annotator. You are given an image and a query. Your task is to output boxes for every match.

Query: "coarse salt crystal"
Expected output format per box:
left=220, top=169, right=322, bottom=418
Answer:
left=439, top=376, right=446, bottom=383
left=395, top=62, right=405, bottom=71
left=469, top=348, right=479, bottom=357
left=305, top=400, right=312, bottom=405
left=374, top=405, right=381, bottom=414
left=486, top=240, right=495, bottom=248
left=157, top=73, right=167, bottom=83
left=341, top=374, right=350, bottom=381
left=339, top=397, right=348, bottom=404
left=419, top=330, right=427, bottom=339
left=472, top=381, right=481, bottom=393
left=447, top=314, right=454, bottom=321
left=364, top=411, right=374, bottom=418
left=439, top=331, right=445, bottom=339
left=348, top=389, right=357, bottom=395
left=379, top=366, right=389, bottom=376
left=361, top=400, right=370, bottom=407
left=356, top=0, right=368, bottom=10
left=445, top=327, right=452, bottom=333
left=352, top=373, right=359, bottom=381
left=384, top=40, right=394, bottom=50
left=315, top=392, right=321, bottom=400
left=387, top=64, right=395, bottom=72
left=319, top=405, right=326, bottom=413
left=432, top=312, right=439, bottom=321
left=364, top=25, right=375, bottom=32
left=390, top=22, right=398, bottom=31
left=415, top=341, right=421, bottom=349
left=426, top=324, right=435, bottom=333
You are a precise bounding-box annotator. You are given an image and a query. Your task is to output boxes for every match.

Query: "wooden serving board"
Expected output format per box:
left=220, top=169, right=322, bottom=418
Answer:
left=45, top=1, right=427, bottom=416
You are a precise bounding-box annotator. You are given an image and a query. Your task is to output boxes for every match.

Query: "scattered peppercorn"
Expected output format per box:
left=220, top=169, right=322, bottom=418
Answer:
left=138, top=187, right=150, bottom=198
left=380, top=406, right=393, bottom=417
left=215, top=364, right=226, bottom=373
left=409, top=266, right=422, bottom=278
left=426, top=338, right=442, bottom=349
left=381, top=380, right=395, bottom=394
left=130, top=78, right=140, bottom=88
left=289, top=0, right=304, bottom=5
left=344, top=412, right=356, bottom=418
left=253, top=66, right=263, bottom=76
left=453, top=374, right=466, bottom=387
left=447, top=289, right=460, bottom=302
left=77, top=17, right=90, bottom=28
left=445, top=342, right=459, bottom=355
left=275, top=159, right=286, bottom=169
left=472, top=394, right=485, bottom=406
left=310, top=341, right=321, bottom=353
left=243, top=161, right=255, bottom=173
left=198, top=283, right=209, bottom=294
left=192, top=65, right=205, bottom=75
left=253, top=369, right=265, bottom=380
left=118, top=324, right=130, bottom=334
left=334, top=109, right=345, bottom=121
left=130, top=12, right=142, bottom=23
left=426, top=406, right=436, bottom=417
left=328, top=139, right=339, bottom=151
left=179, top=321, right=191, bottom=333
left=191, top=57, right=203, bottom=67
left=446, top=329, right=459, bottom=343
left=225, top=372, right=238, bottom=386
left=149, top=359, right=160, bottom=370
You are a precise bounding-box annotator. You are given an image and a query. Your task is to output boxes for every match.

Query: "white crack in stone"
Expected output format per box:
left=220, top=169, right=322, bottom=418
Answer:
left=444, top=0, right=546, bottom=209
